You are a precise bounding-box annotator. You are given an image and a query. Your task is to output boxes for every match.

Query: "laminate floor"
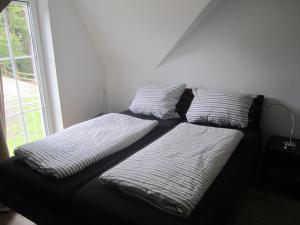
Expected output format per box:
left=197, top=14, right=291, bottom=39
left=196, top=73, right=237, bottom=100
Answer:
left=232, top=187, right=300, bottom=225
left=0, top=188, right=299, bottom=225
left=0, top=211, right=35, bottom=225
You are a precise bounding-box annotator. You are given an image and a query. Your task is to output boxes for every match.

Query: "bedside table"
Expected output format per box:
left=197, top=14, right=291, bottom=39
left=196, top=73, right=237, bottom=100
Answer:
left=261, top=135, right=300, bottom=199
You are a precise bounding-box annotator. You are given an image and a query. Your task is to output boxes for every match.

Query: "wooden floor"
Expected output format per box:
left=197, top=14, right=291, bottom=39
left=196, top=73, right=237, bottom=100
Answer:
left=0, top=188, right=299, bottom=225
left=232, top=187, right=300, bottom=225
left=0, top=212, right=35, bottom=225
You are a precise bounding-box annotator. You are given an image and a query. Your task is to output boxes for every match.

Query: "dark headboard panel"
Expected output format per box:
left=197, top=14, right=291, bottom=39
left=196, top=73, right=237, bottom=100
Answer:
left=176, top=88, right=264, bottom=129
left=248, top=95, right=264, bottom=129
left=176, top=89, right=193, bottom=120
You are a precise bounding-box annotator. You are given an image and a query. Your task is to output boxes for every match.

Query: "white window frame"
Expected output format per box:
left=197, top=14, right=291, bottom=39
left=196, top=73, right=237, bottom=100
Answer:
left=28, top=0, right=55, bottom=134
left=29, top=0, right=63, bottom=133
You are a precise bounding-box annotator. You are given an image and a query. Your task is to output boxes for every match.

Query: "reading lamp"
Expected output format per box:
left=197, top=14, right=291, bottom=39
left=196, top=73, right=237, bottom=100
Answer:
left=267, top=103, right=296, bottom=149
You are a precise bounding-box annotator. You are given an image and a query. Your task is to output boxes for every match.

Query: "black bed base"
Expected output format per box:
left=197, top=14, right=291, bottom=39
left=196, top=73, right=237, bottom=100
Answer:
left=0, top=184, right=79, bottom=225
left=0, top=163, right=261, bottom=225
left=0, top=178, right=257, bottom=225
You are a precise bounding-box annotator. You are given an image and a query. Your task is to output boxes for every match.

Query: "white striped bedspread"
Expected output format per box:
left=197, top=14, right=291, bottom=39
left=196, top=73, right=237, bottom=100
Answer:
left=100, top=123, right=244, bottom=218
left=14, top=113, right=158, bottom=179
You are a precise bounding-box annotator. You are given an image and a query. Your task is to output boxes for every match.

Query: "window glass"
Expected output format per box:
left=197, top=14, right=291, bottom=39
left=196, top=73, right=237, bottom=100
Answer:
left=0, top=1, right=48, bottom=156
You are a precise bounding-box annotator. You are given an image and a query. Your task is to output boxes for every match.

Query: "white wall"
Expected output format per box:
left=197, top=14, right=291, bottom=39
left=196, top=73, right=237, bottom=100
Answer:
left=74, top=0, right=215, bottom=67
left=105, top=0, right=300, bottom=138
left=46, top=0, right=105, bottom=128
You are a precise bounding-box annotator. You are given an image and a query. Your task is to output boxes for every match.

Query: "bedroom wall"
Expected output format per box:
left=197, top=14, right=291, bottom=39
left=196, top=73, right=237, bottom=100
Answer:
left=105, top=0, right=300, bottom=138
left=73, top=0, right=217, bottom=68
left=43, top=0, right=105, bottom=128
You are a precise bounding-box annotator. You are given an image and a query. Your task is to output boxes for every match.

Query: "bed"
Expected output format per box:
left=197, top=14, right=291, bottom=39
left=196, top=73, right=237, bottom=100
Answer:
left=69, top=90, right=264, bottom=225
left=0, top=89, right=264, bottom=225
left=0, top=110, right=183, bottom=225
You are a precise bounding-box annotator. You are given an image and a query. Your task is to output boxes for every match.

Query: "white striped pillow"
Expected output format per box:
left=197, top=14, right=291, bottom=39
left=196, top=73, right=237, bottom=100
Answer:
left=129, top=83, right=186, bottom=119
left=186, top=88, right=254, bottom=128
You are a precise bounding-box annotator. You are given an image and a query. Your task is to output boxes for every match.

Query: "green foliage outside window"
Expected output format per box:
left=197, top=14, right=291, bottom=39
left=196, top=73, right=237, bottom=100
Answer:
left=0, top=3, right=34, bottom=80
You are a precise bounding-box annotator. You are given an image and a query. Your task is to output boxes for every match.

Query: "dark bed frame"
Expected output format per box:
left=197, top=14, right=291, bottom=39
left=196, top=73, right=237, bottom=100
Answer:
left=0, top=89, right=264, bottom=225
left=0, top=185, right=78, bottom=225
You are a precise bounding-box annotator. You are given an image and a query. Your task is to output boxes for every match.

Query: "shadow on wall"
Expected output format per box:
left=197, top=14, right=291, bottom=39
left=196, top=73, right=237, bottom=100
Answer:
left=160, top=0, right=300, bottom=77
left=159, top=0, right=232, bottom=66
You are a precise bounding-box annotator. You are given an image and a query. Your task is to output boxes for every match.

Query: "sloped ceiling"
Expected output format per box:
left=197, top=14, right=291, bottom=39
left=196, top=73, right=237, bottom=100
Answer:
left=74, top=0, right=221, bottom=67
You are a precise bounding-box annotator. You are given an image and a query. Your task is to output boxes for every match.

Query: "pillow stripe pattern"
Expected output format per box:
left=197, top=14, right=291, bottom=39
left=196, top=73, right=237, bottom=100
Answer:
left=186, top=88, right=254, bottom=128
left=129, top=83, right=186, bottom=119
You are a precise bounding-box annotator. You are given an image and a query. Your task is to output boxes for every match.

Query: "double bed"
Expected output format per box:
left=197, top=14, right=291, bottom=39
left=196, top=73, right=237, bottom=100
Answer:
left=0, top=89, right=264, bottom=225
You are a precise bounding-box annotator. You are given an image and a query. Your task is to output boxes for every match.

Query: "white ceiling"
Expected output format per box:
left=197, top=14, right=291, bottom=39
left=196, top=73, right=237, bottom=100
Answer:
left=74, top=0, right=220, bottom=67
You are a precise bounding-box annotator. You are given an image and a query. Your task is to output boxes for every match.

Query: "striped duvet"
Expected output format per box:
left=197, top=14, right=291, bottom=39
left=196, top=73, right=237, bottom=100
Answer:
left=100, top=123, right=244, bottom=217
left=15, top=113, right=158, bottom=179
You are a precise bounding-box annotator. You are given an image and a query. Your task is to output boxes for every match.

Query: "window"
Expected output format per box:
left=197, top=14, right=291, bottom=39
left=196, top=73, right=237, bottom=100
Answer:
left=0, top=0, right=48, bottom=155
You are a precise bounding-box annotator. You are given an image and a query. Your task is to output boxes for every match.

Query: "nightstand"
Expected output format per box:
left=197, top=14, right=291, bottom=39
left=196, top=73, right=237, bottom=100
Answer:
left=261, top=135, right=300, bottom=199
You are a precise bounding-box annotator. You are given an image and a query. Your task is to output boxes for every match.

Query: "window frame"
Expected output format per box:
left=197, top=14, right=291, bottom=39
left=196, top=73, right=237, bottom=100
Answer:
left=28, top=0, right=56, bottom=134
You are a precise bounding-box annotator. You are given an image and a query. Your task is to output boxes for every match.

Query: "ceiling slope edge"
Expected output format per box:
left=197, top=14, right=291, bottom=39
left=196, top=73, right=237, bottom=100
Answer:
left=157, top=0, right=225, bottom=68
